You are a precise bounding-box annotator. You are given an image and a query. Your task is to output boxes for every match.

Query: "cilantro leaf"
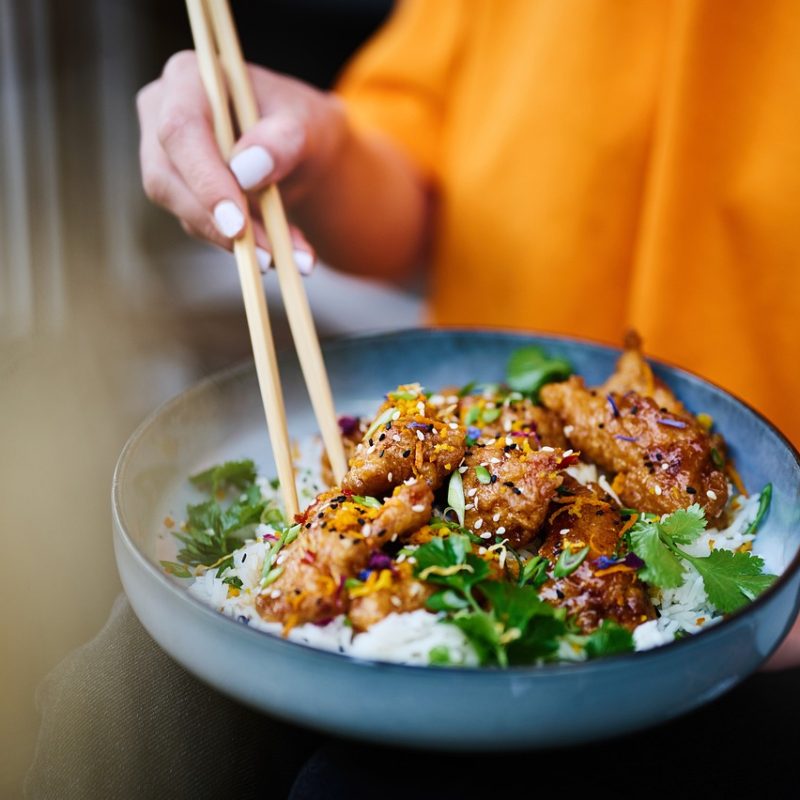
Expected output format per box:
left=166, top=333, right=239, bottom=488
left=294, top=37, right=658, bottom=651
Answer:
left=506, top=616, right=567, bottom=664
left=585, top=620, right=634, bottom=659
left=449, top=611, right=505, bottom=666
left=681, top=549, right=777, bottom=613
left=426, top=589, right=470, bottom=612
left=506, top=346, right=572, bottom=399
left=628, top=519, right=686, bottom=588
left=190, top=459, right=257, bottom=494
left=659, top=503, right=706, bottom=544
left=478, top=581, right=554, bottom=632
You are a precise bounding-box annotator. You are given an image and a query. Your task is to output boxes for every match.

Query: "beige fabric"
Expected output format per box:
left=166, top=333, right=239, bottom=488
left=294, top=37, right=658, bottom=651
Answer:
left=24, top=595, right=317, bottom=799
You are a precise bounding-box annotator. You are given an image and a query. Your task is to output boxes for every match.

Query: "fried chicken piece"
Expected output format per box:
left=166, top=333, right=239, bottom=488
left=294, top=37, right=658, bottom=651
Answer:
left=342, top=384, right=466, bottom=497
left=457, top=392, right=568, bottom=449
left=601, top=331, right=684, bottom=415
left=348, top=561, right=433, bottom=632
left=321, top=416, right=366, bottom=488
left=540, top=378, right=728, bottom=519
left=461, top=442, right=567, bottom=548
left=538, top=477, right=655, bottom=632
left=255, top=480, right=433, bottom=629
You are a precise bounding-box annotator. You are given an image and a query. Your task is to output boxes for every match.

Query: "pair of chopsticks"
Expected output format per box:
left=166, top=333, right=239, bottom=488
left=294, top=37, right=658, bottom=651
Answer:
left=185, top=0, right=347, bottom=519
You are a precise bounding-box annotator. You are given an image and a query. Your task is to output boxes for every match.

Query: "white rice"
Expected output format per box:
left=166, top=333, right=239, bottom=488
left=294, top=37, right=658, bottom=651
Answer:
left=183, top=465, right=767, bottom=665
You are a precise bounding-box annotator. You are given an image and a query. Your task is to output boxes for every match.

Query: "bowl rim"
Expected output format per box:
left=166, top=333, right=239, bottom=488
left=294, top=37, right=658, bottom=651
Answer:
left=112, top=326, right=800, bottom=677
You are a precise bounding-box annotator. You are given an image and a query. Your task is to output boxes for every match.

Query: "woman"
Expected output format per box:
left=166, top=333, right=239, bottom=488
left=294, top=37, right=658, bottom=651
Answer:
left=137, top=0, right=800, bottom=666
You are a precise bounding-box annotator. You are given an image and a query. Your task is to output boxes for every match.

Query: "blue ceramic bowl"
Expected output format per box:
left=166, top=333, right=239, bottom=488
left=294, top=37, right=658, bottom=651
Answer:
left=112, top=329, right=800, bottom=749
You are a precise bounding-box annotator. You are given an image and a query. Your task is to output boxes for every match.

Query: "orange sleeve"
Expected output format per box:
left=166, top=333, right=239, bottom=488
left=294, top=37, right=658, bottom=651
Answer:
left=334, top=0, right=467, bottom=180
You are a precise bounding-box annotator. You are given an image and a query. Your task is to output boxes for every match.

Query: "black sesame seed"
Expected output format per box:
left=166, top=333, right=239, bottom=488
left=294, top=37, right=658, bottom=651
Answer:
left=490, top=475, right=498, bottom=484
left=686, top=486, right=697, bottom=494
left=513, top=487, right=522, bottom=495
left=305, top=523, right=311, bottom=529
left=598, top=423, right=605, bottom=429
left=386, top=421, right=392, bottom=430
left=378, top=433, right=386, bottom=441
left=241, top=553, right=247, bottom=562
left=402, top=449, right=411, bottom=458
left=556, top=589, right=565, bottom=600
left=379, top=450, right=385, bottom=458
left=503, top=480, right=515, bottom=487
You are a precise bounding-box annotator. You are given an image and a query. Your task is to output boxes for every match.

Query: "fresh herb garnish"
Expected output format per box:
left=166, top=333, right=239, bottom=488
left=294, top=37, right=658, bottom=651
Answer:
left=190, top=459, right=257, bottom=494
left=351, top=495, right=382, bottom=509
left=553, top=546, right=590, bottom=578
left=744, top=483, right=772, bottom=535
left=447, top=470, right=466, bottom=526
left=261, top=524, right=300, bottom=585
left=160, top=560, right=193, bottom=579
left=174, top=476, right=283, bottom=568
left=222, top=575, right=243, bottom=590
left=628, top=502, right=776, bottom=612
left=584, top=620, right=635, bottom=658
left=428, top=645, right=452, bottom=665
left=475, top=465, right=492, bottom=485
left=506, top=346, right=572, bottom=400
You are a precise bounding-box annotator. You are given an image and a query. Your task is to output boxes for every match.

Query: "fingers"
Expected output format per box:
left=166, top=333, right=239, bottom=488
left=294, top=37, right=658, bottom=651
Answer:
left=155, top=51, right=247, bottom=241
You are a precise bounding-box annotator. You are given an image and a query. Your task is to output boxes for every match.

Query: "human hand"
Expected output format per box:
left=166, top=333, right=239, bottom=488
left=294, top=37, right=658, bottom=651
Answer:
left=136, top=51, right=348, bottom=273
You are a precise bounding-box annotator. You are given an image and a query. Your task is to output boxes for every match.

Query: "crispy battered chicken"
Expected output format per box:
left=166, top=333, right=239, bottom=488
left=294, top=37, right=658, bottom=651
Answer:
left=538, top=477, right=655, bottom=632
left=457, top=392, right=568, bottom=449
left=541, top=378, right=728, bottom=519
left=461, top=442, right=567, bottom=548
left=256, top=480, right=433, bottom=628
left=342, top=384, right=466, bottom=497
left=348, top=560, right=433, bottom=632
left=321, top=416, right=366, bottom=488
left=601, top=331, right=684, bottom=414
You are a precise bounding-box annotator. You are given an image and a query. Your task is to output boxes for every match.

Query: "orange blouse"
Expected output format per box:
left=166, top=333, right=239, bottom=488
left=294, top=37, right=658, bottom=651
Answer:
left=336, top=0, right=800, bottom=447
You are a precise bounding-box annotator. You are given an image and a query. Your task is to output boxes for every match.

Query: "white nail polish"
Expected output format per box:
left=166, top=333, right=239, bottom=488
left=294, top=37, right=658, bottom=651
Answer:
left=255, top=247, right=272, bottom=273
left=293, top=249, right=315, bottom=276
left=213, top=200, right=245, bottom=238
left=230, top=146, right=275, bottom=190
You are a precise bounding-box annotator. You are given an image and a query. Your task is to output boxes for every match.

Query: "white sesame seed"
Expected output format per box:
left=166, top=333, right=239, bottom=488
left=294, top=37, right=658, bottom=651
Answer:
left=706, top=489, right=718, bottom=500
left=404, top=476, right=416, bottom=485
left=474, top=518, right=484, bottom=529
left=459, top=465, right=468, bottom=473
left=390, top=596, right=402, bottom=607
left=390, top=533, right=398, bottom=542
left=412, top=504, right=426, bottom=513
left=465, top=503, right=474, bottom=511
left=467, top=488, right=478, bottom=497
left=563, top=449, right=573, bottom=457
left=391, top=410, right=401, bottom=420
left=485, top=438, right=496, bottom=446
left=388, top=472, right=393, bottom=482
left=276, top=553, right=286, bottom=565
left=417, top=402, right=425, bottom=414
left=541, top=446, right=555, bottom=452
left=416, top=429, right=425, bottom=441
left=393, top=434, right=402, bottom=442
left=490, top=457, right=501, bottom=464
left=480, top=531, right=492, bottom=539
left=661, top=462, right=670, bottom=470
left=496, top=526, right=506, bottom=535
left=503, top=420, right=512, bottom=432
left=563, top=425, right=574, bottom=436
left=505, top=436, right=513, bottom=447
left=270, top=589, right=281, bottom=599
left=560, top=528, right=570, bottom=535
left=654, top=485, right=663, bottom=496
left=367, top=445, right=375, bottom=454
left=492, top=513, right=501, bottom=522
left=478, top=547, right=487, bottom=555
left=449, top=423, right=459, bottom=430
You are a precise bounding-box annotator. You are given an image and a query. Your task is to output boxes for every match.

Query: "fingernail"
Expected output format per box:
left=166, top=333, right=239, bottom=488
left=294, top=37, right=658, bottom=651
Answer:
left=213, top=200, right=245, bottom=238
left=293, top=249, right=315, bottom=276
left=230, top=146, right=275, bottom=190
left=255, top=247, right=272, bottom=274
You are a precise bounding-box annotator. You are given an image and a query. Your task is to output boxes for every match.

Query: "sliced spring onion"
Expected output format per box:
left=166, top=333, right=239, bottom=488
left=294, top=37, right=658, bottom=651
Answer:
left=519, top=555, right=549, bottom=587
left=160, top=560, right=193, bottom=579
left=447, top=470, right=466, bottom=526
left=482, top=407, right=502, bottom=424
left=365, top=407, right=396, bottom=440
left=745, top=483, right=773, bottom=535
left=554, top=546, right=590, bottom=578
left=475, top=465, right=492, bottom=485
left=261, top=566, right=284, bottom=587
left=352, top=495, right=382, bottom=509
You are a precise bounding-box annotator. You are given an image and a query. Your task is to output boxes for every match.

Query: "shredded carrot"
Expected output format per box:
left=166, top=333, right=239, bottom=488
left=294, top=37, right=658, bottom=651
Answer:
left=594, top=564, right=635, bottom=578
left=726, top=462, right=748, bottom=497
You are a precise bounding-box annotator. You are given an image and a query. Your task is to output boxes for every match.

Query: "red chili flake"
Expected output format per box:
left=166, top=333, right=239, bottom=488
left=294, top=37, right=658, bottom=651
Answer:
left=293, top=510, right=309, bottom=525
left=302, top=550, right=317, bottom=564
left=559, top=454, right=580, bottom=467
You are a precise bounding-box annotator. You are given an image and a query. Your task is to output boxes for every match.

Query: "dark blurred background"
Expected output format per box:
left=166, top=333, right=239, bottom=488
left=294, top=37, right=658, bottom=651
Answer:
left=0, top=1, right=422, bottom=795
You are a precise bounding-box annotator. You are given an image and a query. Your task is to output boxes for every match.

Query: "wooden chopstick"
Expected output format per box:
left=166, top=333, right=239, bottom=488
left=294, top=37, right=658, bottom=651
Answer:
left=204, top=0, right=349, bottom=484
left=185, top=0, right=299, bottom=519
